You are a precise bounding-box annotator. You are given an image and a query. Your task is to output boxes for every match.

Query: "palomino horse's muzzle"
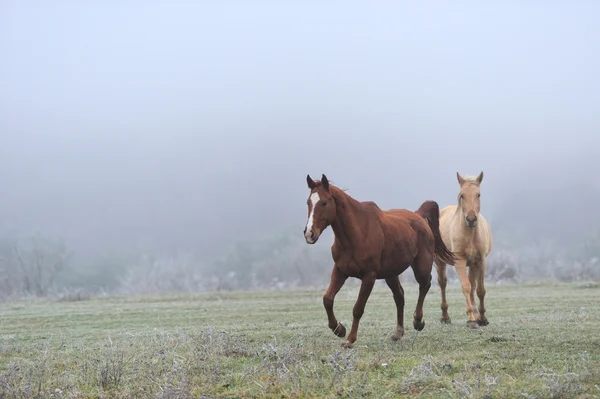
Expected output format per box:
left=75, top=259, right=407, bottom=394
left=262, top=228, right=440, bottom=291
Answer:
left=465, top=215, right=478, bottom=227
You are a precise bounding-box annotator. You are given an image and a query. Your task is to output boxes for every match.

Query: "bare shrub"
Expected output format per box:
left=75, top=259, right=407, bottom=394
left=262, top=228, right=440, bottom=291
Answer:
left=97, top=345, right=125, bottom=391
left=539, top=370, right=584, bottom=399
left=402, top=355, right=442, bottom=394
left=0, top=232, right=70, bottom=298
left=155, top=381, right=193, bottom=399
left=195, top=326, right=251, bottom=359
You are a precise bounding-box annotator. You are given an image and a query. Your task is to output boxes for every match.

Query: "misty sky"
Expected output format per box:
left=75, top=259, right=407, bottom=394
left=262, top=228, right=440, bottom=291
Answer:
left=1, top=2, right=599, bottom=260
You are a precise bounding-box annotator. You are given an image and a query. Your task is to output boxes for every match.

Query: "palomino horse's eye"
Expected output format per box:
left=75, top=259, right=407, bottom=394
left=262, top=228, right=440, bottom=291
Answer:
left=460, top=194, right=464, bottom=199
left=477, top=193, right=481, bottom=198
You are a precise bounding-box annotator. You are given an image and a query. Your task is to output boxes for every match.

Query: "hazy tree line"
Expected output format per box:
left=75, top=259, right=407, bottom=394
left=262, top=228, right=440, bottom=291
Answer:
left=2, top=155, right=599, bottom=299
left=1, top=217, right=599, bottom=300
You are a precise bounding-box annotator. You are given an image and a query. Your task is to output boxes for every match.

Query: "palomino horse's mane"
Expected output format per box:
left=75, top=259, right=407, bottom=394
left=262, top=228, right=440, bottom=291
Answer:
left=463, top=176, right=480, bottom=185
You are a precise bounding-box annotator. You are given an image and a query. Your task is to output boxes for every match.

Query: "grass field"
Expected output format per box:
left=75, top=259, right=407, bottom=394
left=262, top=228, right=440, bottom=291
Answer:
left=0, top=281, right=599, bottom=398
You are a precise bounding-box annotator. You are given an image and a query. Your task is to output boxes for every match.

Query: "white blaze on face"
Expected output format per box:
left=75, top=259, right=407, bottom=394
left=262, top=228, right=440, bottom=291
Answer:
left=305, top=192, right=320, bottom=236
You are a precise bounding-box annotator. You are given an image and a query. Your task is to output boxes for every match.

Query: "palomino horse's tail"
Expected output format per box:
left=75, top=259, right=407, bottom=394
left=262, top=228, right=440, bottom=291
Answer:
left=416, top=200, right=456, bottom=266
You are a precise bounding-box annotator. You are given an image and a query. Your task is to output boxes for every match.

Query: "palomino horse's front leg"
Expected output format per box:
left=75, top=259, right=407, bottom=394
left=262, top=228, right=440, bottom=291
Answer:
left=477, top=258, right=489, bottom=326
left=323, top=266, right=348, bottom=338
left=468, top=265, right=478, bottom=316
left=385, top=276, right=405, bottom=341
left=454, top=258, right=478, bottom=329
left=343, top=272, right=376, bottom=348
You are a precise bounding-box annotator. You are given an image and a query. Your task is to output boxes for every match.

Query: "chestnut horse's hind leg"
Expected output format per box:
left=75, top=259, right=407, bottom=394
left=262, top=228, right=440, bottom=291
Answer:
left=385, top=276, right=405, bottom=341
left=412, top=253, right=433, bottom=331
left=435, top=260, right=451, bottom=324
left=343, top=272, right=377, bottom=349
left=323, top=266, right=349, bottom=338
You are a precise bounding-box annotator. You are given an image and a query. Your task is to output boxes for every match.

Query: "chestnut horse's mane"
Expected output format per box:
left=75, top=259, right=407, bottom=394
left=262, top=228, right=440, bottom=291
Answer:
left=312, top=180, right=349, bottom=192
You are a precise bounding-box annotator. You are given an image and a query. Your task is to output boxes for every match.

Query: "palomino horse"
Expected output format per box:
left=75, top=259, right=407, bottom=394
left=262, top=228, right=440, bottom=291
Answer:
left=303, top=174, right=455, bottom=348
left=435, top=172, right=493, bottom=329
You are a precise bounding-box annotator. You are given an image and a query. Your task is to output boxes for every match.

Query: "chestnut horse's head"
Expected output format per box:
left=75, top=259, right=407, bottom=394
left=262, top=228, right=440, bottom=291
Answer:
left=457, top=171, right=484, bottom=228
left=304, top=174, right=337, bottom=244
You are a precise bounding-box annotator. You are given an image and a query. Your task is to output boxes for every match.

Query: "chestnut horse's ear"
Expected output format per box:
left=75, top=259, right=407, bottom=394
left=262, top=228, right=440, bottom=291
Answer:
left=307, top=174, right=316, bottom=189
left=456, top=172, right=466, bottom=186
left=476, top=171, right=484, bottom=185
left=321, top=174, right=330, bottom=190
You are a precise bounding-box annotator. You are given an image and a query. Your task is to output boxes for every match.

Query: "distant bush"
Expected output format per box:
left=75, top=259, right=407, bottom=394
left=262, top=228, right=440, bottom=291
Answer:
left=56, top=253, right=131, bottom=294
left=56, top=289, right=92, bottom=302
left=484, top=250, right=521, bottom=283
left=0, top=232, right=70, bottom=298
left=118, top=253, right=206, bottom=295
left=203, top=229, right=334, bottom=291
left=552, top=257, right=600, bottom=282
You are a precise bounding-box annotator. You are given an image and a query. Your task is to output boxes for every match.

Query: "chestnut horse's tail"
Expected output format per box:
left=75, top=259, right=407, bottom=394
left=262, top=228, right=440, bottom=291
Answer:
left=416, top=200, right=456, bottom=266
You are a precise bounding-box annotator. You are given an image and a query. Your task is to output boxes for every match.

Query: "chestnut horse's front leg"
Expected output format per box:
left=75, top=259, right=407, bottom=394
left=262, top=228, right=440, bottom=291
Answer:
left=343, top=272, right=377, bottom=348
left=323, top=266, right=348, bottom=338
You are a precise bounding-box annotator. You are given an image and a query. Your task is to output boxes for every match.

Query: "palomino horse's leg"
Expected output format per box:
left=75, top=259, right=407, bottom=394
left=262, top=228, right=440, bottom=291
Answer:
left=454, top=259, right=478, bottom=329
left=412, top=255, right=433, bottom=331
left=477, top=258, right=489, bottom=326
left=385, top=276, right=405, bottom=341
left=343, top=272, right=377, bottom=348
left=323, top=266, right=349, bottom=338
left=435, top=261, right=451, bottom=323
left=468, top=265, right=478, bottom=316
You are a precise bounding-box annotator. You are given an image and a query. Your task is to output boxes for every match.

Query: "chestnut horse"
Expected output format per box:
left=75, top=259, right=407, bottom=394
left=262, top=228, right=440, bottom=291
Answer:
left=435, top=172, right=493, bottom=329
left=303, top=174, right=455, bottom=348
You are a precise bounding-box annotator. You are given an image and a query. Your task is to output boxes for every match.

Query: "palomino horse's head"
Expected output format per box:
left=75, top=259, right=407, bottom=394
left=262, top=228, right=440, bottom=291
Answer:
left=304, top=174, right=337, bottom=244
left=457, top=171, right=484, bottom=228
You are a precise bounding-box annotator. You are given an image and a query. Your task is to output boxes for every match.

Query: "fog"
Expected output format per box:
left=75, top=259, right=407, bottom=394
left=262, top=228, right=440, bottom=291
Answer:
left=1, top=2, right=599, bottom=294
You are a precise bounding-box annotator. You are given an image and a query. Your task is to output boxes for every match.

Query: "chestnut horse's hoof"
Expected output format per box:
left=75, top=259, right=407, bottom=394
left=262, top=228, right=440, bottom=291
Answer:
left=467, top=320, right=479, bottom=329
left=342, top=340, right=354, bottom=349
left=391, top=326, right=405, bottom=341
left=441, top=317, right=452, bottom=324
left=413, top=319, right=425, bottom=331
left=477, top=318, right=489, bottom=327
left=333, top=322, right=346, bottom=338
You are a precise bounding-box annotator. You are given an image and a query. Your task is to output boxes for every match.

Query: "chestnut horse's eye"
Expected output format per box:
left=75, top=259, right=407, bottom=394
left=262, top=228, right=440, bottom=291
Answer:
left=321, top=201, right=327, bottom=206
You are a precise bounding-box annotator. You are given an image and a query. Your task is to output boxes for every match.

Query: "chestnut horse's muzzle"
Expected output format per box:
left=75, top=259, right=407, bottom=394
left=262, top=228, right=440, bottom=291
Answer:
left=304, top=228, right=318, bottom=244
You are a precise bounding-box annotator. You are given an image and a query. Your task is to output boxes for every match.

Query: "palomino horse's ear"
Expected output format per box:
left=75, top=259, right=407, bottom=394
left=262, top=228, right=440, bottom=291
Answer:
left=476, top=171, right=484, bottom=185
left=456, top=172, right=466, bottom=186
left=307, top=174, right=316, bottom=189
left=321, top=174, right=330, bottom=190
